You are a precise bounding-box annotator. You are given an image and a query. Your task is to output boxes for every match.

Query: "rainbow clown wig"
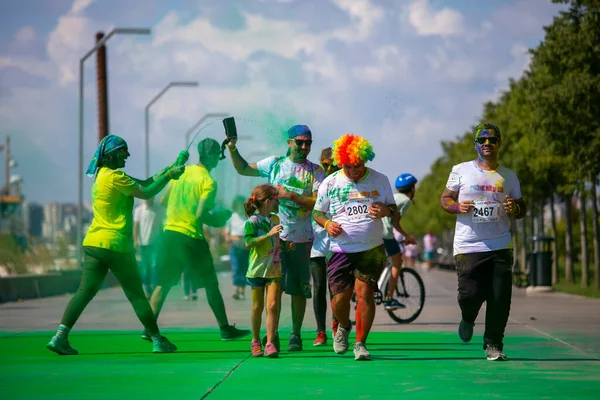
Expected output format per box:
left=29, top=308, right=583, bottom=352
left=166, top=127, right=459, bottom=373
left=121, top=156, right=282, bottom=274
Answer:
left=332, top=134, right=375, bottom=166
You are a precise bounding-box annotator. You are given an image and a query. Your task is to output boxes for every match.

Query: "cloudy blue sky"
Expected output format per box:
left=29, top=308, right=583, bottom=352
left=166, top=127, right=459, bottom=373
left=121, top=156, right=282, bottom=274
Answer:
left=0, top=0, right=564, bottom=205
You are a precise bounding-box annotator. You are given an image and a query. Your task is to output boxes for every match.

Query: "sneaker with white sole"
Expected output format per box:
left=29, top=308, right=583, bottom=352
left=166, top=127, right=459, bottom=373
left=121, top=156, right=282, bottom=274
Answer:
left=485, top=344, right=507, bottom=361
left=383, top=298, right=406, bottom=311
left=353, top=342, right=371, bottom=361
left=152, top=335, right=177, bottom=353
left=46, top=335, right=78, bottom=356
left=333, top=323, right=352, bottom=354
left=313, top=331, right=327, bottom=347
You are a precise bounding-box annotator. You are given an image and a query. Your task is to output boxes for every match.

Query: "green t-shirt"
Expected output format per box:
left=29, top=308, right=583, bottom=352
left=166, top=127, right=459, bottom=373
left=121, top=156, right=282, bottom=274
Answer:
left=164, top=165, right=216, bottom=239
left=382, top=192, right=412, bottom=239
left=83, top=167, right=137, bottom=252
left=245, top=214, right=282, bottom=279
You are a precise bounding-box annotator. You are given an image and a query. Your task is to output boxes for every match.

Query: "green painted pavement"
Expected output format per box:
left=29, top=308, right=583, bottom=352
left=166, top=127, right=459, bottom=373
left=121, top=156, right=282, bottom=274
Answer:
left=1, top=330, right=598, bottom=399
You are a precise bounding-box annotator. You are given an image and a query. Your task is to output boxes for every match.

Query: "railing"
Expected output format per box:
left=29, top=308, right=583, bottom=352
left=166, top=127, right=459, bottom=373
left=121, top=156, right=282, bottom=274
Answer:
left=0, top=269, right=118, bottom=303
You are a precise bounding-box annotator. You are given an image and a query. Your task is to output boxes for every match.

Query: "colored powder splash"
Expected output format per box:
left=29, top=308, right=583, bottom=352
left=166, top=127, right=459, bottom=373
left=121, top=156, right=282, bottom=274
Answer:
left=235, top=110, right=299, bottom=155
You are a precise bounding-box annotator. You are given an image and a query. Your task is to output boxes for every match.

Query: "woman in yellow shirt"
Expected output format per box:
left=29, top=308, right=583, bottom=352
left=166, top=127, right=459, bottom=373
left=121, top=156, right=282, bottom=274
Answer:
left=47, top=134, right=185, bottom=356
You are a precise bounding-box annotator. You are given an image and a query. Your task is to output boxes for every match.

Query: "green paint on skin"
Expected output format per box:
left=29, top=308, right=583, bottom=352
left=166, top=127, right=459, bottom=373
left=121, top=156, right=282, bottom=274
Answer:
left=292, top=146, right=307, bottom=161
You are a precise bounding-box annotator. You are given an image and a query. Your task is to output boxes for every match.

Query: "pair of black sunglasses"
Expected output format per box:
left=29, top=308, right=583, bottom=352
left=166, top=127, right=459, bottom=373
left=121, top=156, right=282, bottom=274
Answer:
left=294, top=138, right=313, bottom=147
left=475, top=137, right=500, bottom=145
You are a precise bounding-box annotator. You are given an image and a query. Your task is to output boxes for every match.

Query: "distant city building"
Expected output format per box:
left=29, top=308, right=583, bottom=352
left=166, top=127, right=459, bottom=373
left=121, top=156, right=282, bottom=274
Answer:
left=42, top=202, right=63, bottom=242
left=21, top=201, right=44, bottom=238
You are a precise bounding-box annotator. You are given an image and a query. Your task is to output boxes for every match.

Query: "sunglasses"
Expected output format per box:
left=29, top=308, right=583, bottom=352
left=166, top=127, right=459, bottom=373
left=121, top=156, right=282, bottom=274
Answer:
left=475, top=137, right=500, bottom=145
left=294, top=139, right=313, bottom=147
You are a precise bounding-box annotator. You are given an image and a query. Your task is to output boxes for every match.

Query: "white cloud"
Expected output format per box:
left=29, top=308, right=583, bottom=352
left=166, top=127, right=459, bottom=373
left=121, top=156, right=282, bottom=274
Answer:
left=70, top=0, right=95, bottom=14
left=425, top=46, right=477, bottom=83
left=406, top=0, right=465, bottom=38
left=0, top=56, right=54, bottom=79
left=353, top=46, right=410, bottom=84
left=330, top=0, right=384, bottom=42
left=0, top=0, right=564, bottom=203
left=153, top=11, right=318, bottom=61
left=46, top=0, right=104, bottom=85
left=13, top=27, right=36, bottom=45
left=118, top=1, right=388, bottom=126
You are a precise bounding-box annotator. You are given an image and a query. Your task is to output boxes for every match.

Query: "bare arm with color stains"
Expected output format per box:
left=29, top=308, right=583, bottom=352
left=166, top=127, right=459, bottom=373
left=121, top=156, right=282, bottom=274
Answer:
left=390, top=209, right=413, bottom=240
left=226, top=138, right=261, bottom=177
left=440, top=188, right=474, bottom=215
left=131, top=166, right=185, bottom=200
left=245, top=225, right=283, bottom=249
left=279, top=187, right=317, bottom=211
left=312, top=210, right=343, bottom=237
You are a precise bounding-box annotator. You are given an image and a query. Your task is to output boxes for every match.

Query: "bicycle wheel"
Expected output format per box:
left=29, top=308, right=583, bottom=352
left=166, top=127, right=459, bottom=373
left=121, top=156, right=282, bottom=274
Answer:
left=384, top=267, right=425, bottom=324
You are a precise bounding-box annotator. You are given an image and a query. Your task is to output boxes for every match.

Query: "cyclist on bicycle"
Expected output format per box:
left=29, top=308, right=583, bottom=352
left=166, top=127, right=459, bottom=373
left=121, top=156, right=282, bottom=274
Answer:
left=381, top=173, right=417, bottom=310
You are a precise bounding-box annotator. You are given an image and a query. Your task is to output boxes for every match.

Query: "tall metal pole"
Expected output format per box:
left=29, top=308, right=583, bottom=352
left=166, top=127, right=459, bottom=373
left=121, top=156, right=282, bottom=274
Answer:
left=145, top=107, right=150, bottom=178
left=96, top=32, right=109, bottom=142
left=4, top=136, right=10, bottom=196
left=144, top=81, right=198, bottom=177
left=78, top=58, right=84, bottom=265
left=77, top=28, right=151, bottom=267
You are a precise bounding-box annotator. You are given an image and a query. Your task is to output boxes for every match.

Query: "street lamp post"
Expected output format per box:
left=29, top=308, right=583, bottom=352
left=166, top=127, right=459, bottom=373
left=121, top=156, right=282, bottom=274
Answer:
left=77, top=27, right=151, bottom=267
left=145, top=81, right=199, bottom=177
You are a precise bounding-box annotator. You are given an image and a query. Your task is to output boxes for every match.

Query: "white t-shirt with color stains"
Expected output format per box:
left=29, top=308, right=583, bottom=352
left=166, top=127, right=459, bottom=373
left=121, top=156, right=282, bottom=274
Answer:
left=446, top=161, right=522, bottom=256
left=256, top=156, right=325, bottom=243
left=314, top=168, right=395, bottom=254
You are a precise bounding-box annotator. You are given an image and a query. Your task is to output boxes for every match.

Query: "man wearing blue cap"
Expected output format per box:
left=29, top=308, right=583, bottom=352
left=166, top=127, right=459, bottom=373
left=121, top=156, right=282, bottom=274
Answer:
left=228, top=125, right=325, bottom=352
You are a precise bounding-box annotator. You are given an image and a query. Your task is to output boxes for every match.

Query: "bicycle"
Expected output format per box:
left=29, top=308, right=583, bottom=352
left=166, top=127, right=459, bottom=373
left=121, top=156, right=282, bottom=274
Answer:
left=352, top=258, right=426, bottom=324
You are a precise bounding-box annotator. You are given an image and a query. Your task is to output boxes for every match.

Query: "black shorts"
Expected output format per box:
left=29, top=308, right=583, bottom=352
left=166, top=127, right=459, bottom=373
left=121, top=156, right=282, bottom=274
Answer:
left=326, top=245, right=387, bottom=296
left=383, top=238, right=401, bottom=257
left=156, top=230, right=218, bottom=289
left=280, top=241, right=312, bottom=298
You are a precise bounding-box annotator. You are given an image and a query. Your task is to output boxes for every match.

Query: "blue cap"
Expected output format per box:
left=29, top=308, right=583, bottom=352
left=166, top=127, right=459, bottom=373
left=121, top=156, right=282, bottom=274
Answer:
left=287, top=125, right=312, bottom=139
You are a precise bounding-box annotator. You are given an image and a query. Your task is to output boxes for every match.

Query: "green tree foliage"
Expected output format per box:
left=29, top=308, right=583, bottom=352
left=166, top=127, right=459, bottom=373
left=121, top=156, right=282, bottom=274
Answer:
left=403, top=0, right=600, bottom=292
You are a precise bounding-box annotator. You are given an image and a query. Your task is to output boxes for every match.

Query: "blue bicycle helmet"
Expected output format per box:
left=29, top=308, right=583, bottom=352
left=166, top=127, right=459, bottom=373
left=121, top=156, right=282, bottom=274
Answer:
left=395, top=173, right=418, bottom=192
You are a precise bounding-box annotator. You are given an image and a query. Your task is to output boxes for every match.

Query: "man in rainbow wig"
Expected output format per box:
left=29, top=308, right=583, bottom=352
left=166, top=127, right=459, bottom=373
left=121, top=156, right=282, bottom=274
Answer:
left=312, top=134, right=404, bottom=361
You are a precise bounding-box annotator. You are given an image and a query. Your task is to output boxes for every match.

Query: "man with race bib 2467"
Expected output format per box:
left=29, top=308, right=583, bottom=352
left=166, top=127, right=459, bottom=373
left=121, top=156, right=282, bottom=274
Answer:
left=440, top=122, right=526, bottom=361
left=227, top=125, right=325, bottom=351
left=313, top=134, right=404, bottom=361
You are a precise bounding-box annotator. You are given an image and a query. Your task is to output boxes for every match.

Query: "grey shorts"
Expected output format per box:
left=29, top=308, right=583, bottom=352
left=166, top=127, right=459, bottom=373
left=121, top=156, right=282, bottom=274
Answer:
left=280, top=241, right=312, bottom=298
